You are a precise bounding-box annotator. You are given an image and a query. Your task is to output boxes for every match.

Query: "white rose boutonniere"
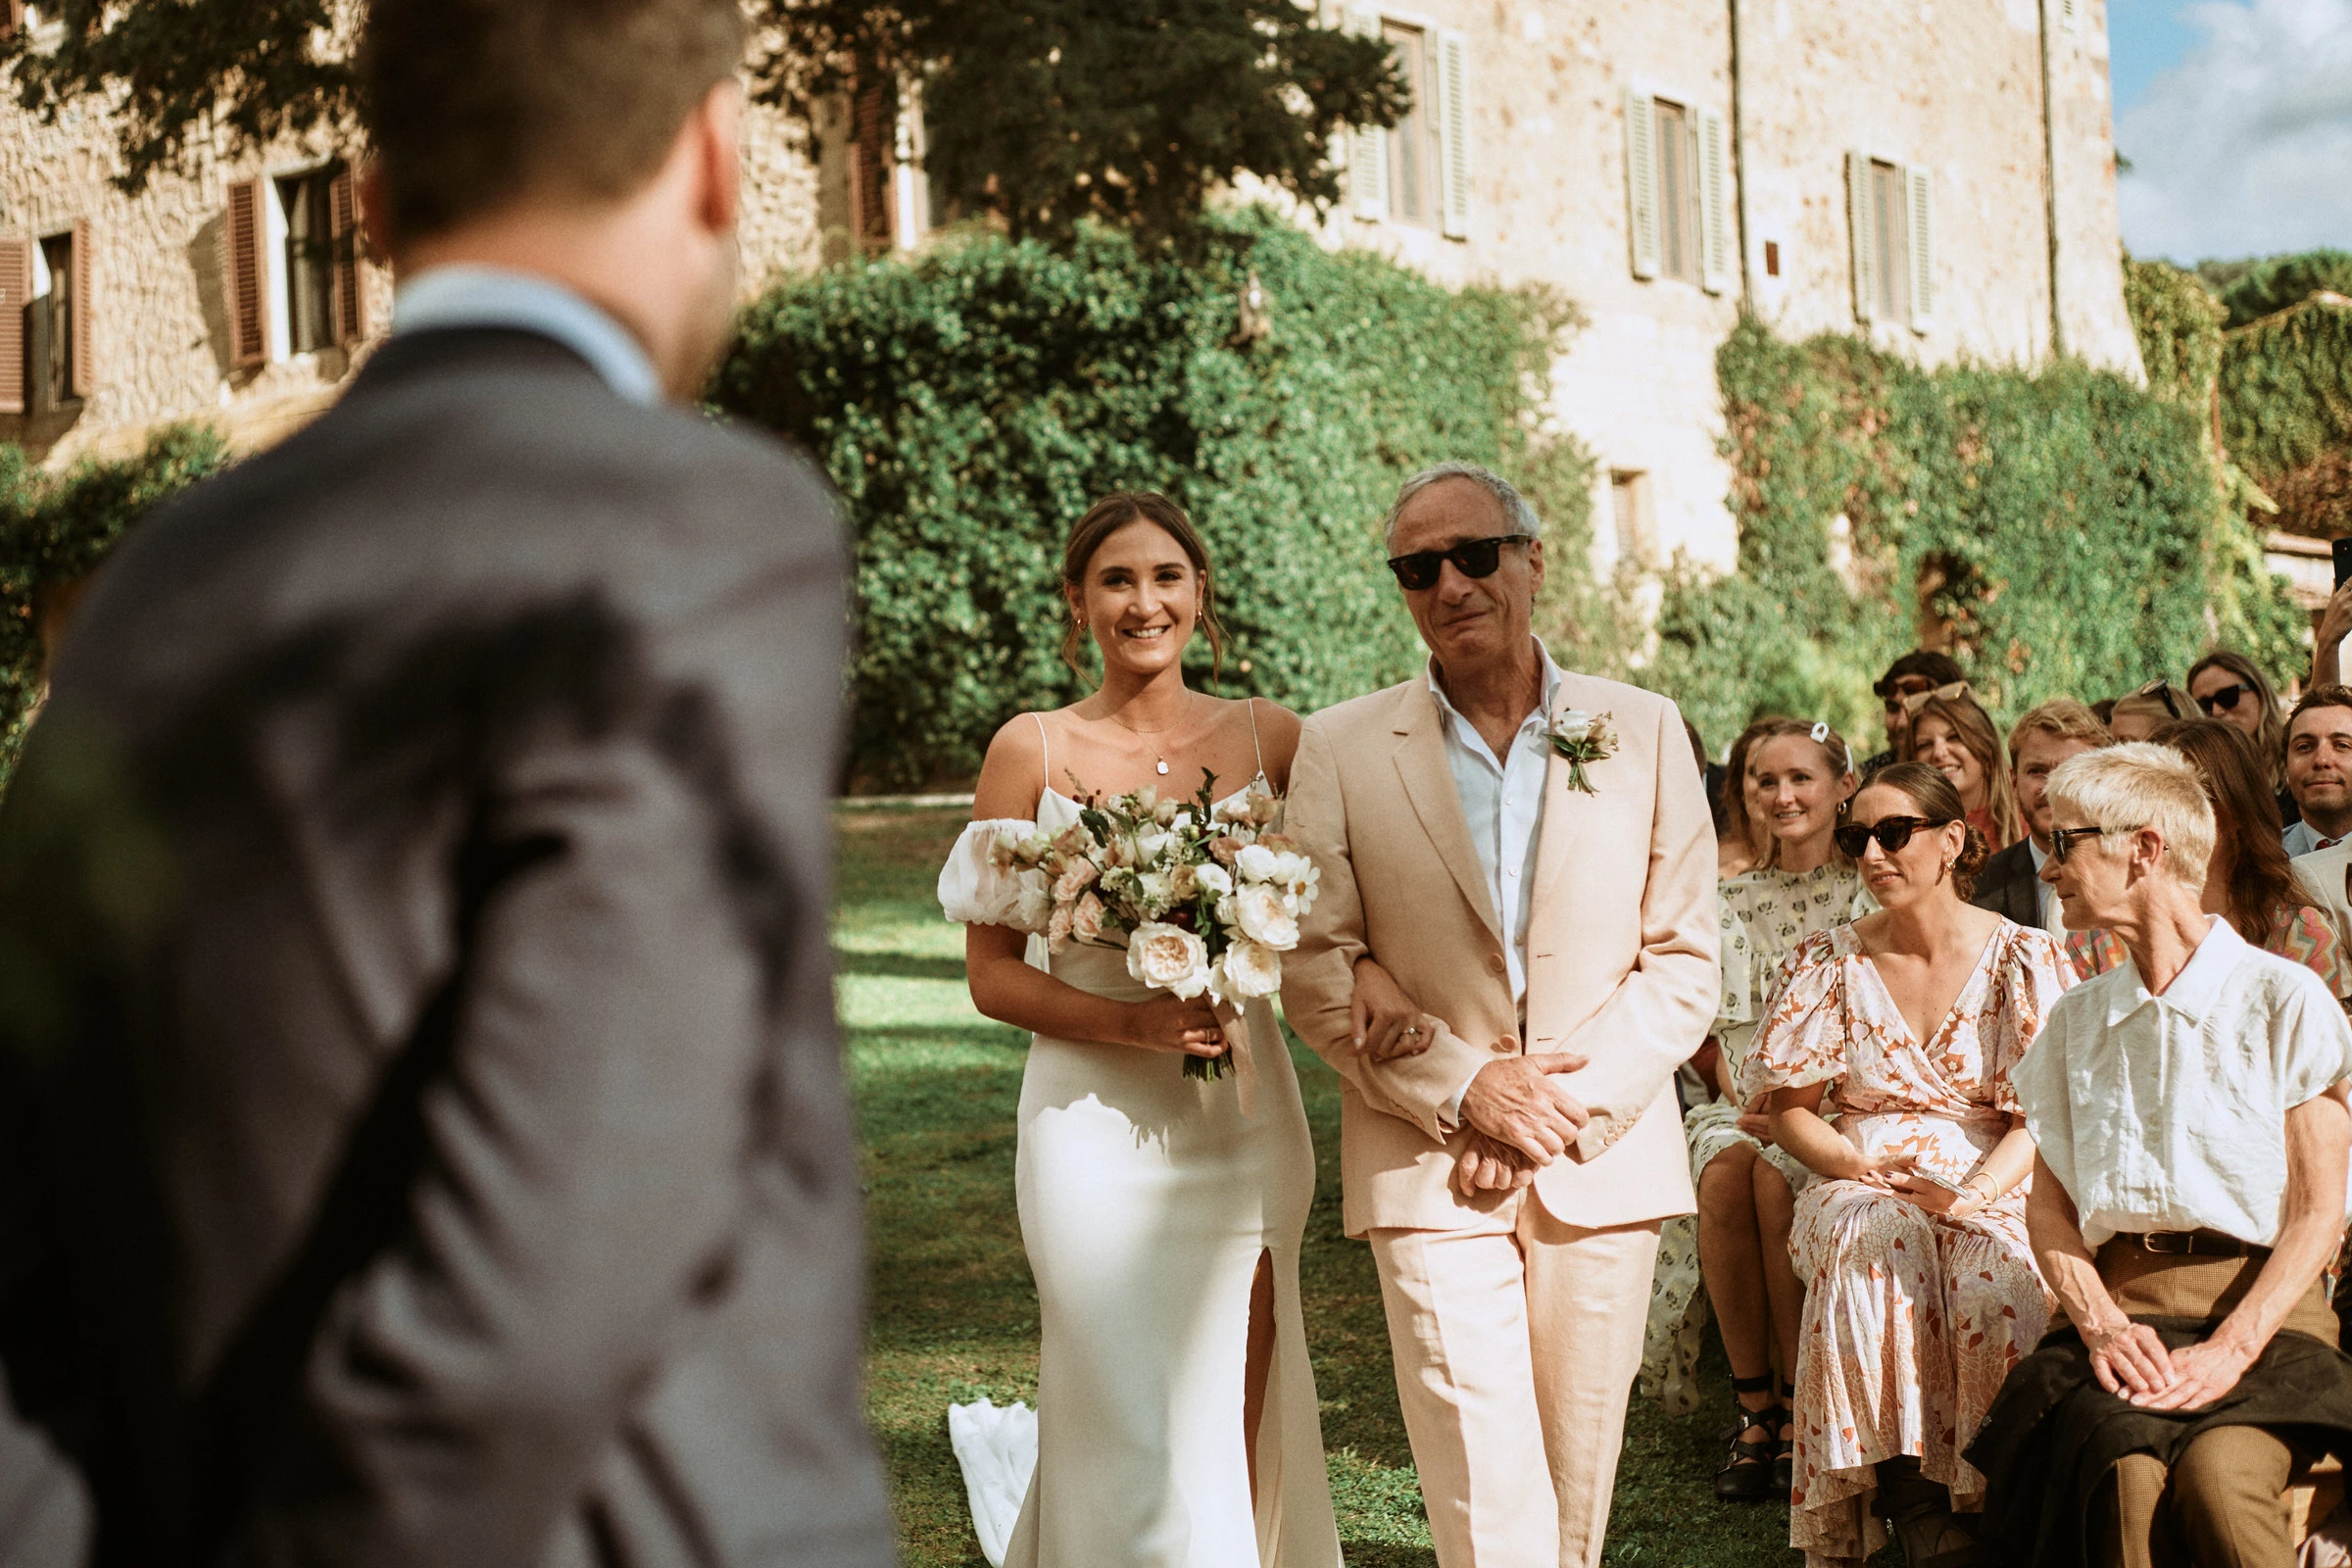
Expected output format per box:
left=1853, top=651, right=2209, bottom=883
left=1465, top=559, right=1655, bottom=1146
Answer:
left=1545, top=708, right=1619, bottom=795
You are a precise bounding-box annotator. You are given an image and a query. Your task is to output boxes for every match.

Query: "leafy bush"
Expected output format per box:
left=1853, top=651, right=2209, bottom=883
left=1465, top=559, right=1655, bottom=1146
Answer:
left=0, top=425, right=231, bottom=776
left=2222, top=295, right=2352, bottom=538
left=2218, top=249, right=2352, bottom=329
left=1641, top=318, right=2305, bottom=751
left=710, top=210, right=1589, bottom=789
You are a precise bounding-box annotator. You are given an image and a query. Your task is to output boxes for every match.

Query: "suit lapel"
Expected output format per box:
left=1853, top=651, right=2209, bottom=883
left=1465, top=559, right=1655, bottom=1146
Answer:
left=1530, top=682, right=1591, bottom=910
left=1392, top=690, right=1504, bottom=944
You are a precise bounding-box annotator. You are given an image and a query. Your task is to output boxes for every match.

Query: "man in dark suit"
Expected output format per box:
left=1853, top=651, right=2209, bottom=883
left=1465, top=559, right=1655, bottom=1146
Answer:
left=0, top=2, right=893, bottom=1564
left=1970, top=699, right=2111, bottom=932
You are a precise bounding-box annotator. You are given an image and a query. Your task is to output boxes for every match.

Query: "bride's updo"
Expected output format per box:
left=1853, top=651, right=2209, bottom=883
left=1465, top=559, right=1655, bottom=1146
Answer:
left=1059, top=492, right=1230, bottom=679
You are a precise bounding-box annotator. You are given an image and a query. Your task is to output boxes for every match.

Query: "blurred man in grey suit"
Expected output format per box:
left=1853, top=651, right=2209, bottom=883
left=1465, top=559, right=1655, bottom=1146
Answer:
left=0, top=2, right=893, bottom=1564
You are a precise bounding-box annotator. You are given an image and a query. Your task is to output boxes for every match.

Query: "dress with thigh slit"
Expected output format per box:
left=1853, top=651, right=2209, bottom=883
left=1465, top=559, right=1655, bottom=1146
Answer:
left=938, top=717, right=1340, bottom=1568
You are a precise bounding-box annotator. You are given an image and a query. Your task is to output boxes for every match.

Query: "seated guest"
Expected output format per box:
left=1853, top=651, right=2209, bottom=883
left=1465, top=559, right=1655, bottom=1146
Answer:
left=1969, top=742, right=2352, bottom=1568
left=2189, top=650, right=2295, bottom=823
left=1717, top=716, right=1785, bottom=881
left=1975, top=701, right=2113, bottom=933
left=1906, top=683, right=2026, bottom=850
left=1755, top=762, right=2074, bottom=1567
left=1869, top=650, right=1969, bottom=773
left=2284, top=686, right=2352, bottom=858
left=2108, top=681, right=2192, bottom=745
left=1644, top=720, right=1866, bottom=1498
left=2068, top=720, right=2352, bottom=1001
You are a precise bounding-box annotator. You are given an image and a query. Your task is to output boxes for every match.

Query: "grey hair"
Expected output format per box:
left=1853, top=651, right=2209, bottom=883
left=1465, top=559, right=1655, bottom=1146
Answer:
left=1382, top=461, right=1543, bottom=553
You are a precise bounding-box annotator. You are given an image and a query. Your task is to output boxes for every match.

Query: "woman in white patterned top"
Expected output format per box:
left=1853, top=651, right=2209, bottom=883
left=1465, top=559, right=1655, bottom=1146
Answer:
left=1643, top=718, right=1868, bottom=1503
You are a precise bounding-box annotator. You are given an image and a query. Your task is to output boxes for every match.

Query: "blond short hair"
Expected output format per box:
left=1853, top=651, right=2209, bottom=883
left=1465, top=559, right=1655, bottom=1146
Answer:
left=2044, top=742, right=2214, bottom=891
left=2009, top=698, right=2112, bottom=758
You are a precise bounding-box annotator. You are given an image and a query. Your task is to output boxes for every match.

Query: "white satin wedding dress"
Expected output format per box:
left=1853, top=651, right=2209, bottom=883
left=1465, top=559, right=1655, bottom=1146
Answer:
left=937, top=716, right=1340, bottom=1568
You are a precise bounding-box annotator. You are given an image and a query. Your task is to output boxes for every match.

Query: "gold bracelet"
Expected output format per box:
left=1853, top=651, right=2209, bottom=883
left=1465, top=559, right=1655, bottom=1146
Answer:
left=1967, top=1172, right=1999, bottom=1203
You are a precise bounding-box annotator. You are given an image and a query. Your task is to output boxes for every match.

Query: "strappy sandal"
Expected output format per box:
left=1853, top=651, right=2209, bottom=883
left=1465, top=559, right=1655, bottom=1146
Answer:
left=1713, top=1374, right=1784, bottom=1502
left=1772, top=1375, right=1797, bottom=1497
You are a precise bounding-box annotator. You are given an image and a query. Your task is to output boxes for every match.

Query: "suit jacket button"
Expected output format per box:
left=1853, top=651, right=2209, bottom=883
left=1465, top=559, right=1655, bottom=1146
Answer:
left=1487, top=953, right=1506, bottom=974
left=1493, top=1037, right=1517, bottom=1054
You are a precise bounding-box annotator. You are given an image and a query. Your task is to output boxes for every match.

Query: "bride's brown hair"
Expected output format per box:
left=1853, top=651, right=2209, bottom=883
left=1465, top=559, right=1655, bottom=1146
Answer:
left=1059, top=492, right=1229, bottom=683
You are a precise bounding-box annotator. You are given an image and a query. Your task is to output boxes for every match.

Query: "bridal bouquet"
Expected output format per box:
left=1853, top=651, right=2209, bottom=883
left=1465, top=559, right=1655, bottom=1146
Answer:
left=984, top=774, right=1319, bottom=1080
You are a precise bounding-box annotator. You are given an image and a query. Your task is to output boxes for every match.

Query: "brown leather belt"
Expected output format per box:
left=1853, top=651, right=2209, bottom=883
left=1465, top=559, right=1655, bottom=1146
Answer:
left=2121, top=1229, right=2270, bottom=1259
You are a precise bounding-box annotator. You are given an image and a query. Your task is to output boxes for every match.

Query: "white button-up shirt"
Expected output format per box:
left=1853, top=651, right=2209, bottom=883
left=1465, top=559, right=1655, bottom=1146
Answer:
left=1429, top=644, right=1564, bottom=1127
left=2013, top=915, right=2352, bottom=1248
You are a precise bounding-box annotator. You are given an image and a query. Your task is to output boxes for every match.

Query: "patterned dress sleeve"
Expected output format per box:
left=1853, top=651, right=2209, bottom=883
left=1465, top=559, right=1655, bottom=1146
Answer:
left=1714, top=885, right=1763, bottom=1073
left=2269, top=905, right=2352, bottom=1002
left=938, top=818, right=1049, bottom=930
left=1983, top=924, right=2078, bottom=1114
left=1741, top=929, right=1847, bottom=1101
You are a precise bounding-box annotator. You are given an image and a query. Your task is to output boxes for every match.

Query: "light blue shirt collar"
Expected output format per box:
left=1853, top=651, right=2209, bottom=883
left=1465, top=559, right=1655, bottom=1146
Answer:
left=391, top=267, right=663, bottom=407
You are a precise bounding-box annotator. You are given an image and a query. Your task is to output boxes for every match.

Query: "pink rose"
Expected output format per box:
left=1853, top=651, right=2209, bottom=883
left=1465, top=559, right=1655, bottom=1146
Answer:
left=1071, top=891, right=1106, bottom=945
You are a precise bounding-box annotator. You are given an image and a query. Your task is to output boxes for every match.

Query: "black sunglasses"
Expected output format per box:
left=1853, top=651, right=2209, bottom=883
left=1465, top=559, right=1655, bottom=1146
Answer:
left=2195, top=681, right=2254, bottom=715
left=2129, top=678, right=2185, bottom=720
left=1386, top=534, right=1533, bottom=592
left=1831, top=815, right=1952, bottom=858
left=2048, top=823, right=2142, bottom=863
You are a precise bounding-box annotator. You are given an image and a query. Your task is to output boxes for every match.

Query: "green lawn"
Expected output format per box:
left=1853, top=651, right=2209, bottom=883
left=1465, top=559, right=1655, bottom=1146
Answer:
left=836, top=807, right=1821, bottom=1567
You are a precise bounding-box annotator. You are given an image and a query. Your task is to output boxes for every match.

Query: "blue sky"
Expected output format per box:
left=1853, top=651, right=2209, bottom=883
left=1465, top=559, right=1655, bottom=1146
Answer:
left=2106, top=0, right=2352, bottom=262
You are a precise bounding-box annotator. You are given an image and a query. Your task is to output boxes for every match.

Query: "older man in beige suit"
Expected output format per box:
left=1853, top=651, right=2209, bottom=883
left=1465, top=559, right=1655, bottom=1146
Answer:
left=1282, top=462, right=1717, bottom=1567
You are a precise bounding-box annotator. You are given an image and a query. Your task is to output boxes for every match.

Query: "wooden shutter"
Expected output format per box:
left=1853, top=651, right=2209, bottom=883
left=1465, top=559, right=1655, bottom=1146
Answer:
left=1906, top=164, right=1936, bottom=332
left=225, top=178, right=270, bottom=368
left=66, top=220, right=92, bottom=399
left=1697, top=106, right=1732, bottom=295
left=1346, top=9, right=1388, bottom=221
left=847, top=81, right=895, bottom=252
left=1848, top=150, right=1877, bottom=324
left=328, top=163, right=364, bottom=345
left=1625, top=88, right=1659, bottom=279
left=1436, top=30, right=1471, bottom=240
left=0, top=237, right=25, bottom=415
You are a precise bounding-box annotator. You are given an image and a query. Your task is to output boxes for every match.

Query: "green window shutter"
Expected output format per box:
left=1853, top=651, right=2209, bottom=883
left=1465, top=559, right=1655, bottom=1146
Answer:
left=1906, top=164, right=1936, bottom=333
left=1348, top=8, right=1390, bottom=222
left=1848, top=150, right=1877, bottom=324
left=1626, top=88, right=1659, bottom=279
left=1438, top=29, right=1472, bottom=240
left=1697, top=106, right=1732, bottom=295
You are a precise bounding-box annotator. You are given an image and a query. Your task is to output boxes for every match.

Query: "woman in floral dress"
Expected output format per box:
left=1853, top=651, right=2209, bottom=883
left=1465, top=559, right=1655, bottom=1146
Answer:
left=1644, top=720, right=1868, bottom=1501
left=2066, top=719, right=2352, bottom=1001
left=1754, top=763, right=2074, bottom=1568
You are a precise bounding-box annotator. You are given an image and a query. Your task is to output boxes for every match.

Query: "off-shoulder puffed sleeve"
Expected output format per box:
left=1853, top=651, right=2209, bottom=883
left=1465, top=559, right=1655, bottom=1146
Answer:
left=1741, top=931, right=1849, bottom=1101
left=1983, top=924, right=2078, bottom=1113
left=938, top=818, right=1047, bottom=930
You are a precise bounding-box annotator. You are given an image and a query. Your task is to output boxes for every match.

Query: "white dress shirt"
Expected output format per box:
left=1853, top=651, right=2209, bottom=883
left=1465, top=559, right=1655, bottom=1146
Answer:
left=2013, top=915, right=2352, bottom=1248
left=393, top=266, right=663, bottom=407
left=2285, top=818, right=2345, bottom=859
left=1430, top=643, right=1565, bottom=1125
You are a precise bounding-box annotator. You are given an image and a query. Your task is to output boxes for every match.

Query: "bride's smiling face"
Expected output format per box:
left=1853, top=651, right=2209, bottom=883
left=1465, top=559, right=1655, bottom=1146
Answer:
left=1072, top=519, right=1202, bottom=678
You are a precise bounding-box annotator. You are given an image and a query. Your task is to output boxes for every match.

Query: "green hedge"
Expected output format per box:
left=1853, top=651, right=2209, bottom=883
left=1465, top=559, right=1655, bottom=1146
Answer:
left=710, top=209, right=1588, bottom=790
left=1639, top=318, right=2305, bottom=751
left=2222, top=295, right=2352, bottom=539
left=2218, top=249, right=2352, bottom=330
left=0, top=426, right=229, bottom=775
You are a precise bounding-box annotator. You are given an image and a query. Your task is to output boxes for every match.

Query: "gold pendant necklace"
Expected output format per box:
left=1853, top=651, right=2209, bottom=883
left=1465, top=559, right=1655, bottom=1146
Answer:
left=1108, top=694, right=1190, bottom=776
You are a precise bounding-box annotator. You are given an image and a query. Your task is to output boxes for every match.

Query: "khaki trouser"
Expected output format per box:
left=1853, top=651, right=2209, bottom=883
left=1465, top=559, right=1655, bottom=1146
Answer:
left=2070, top=1242, right=2335, bottom=1568
left=1368, top=1197, right=1662, bottom=1568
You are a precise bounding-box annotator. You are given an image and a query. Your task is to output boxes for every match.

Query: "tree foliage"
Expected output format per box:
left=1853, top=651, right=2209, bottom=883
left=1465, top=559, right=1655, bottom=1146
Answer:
left=2222, top=295, right=2352, bottom=540
left=2217, top=249, right=2352, bottom=330
left=0, top=0, right=355, bottom=193
left=709, top=209, right=1586, bottom=788
left=752, top=0, right=1405, bottom=248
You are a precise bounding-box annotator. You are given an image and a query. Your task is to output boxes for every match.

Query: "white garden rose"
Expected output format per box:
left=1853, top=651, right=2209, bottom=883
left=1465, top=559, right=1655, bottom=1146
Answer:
left=1013, top=868, right=1054, bottom=931
left=1127, top=921, right=1212, bottom=999
left=1234, top=882, right=1299, bottom=949
left=1134, top=826, right=1173, bottom=864
left=1195, top=862, right=1234, bottom=897
left=1234, top=843, right=1280, bottom=883
left=1137, top=867, right=1176, bottom=913
left=1552, top=709, right=1595, bottom=745
left=1220, top=939, right=1282, bottom=999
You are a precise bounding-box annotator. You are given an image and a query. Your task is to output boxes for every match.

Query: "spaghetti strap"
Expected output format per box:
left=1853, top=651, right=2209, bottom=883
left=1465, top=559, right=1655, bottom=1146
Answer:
left=1246, top=697, right=1264, bottom=779
left=1031, top=711, right=1052, bottom=796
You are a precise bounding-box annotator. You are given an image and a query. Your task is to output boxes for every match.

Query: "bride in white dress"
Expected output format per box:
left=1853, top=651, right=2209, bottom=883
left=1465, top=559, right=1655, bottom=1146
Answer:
left=938, top=492, right=1342, bottom=1568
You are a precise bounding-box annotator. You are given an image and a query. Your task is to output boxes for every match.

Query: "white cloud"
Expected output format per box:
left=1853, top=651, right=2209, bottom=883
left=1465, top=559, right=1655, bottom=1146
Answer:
left=2116, top=0, right=2352, bottom=261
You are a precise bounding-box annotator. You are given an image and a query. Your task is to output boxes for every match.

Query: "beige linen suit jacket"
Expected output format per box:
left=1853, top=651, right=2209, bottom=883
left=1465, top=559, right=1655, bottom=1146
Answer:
left=1282, top=670, right=1718, bottom=1237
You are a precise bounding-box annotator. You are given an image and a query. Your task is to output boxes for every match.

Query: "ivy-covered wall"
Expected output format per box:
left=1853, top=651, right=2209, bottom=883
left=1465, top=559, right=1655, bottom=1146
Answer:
left=1636, top=316, right=2305, bottom=752
left=711, top=209, right=1591, bottom=789
left=0, top=426, right=229, bottom=775
left=2223, top=295, right=2352, bottom=541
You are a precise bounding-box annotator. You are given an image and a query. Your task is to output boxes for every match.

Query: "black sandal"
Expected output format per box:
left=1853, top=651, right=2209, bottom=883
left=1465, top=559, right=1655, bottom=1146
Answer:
left=1713, top=1374, right=1784, bottom=1502
left=1772, top=1376, right=1797, bottom=1496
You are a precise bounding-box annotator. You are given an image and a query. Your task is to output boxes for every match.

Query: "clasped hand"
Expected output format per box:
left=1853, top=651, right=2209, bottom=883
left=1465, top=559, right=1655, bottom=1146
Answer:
left=1861, top=1154, right=1989, bottom=1220
left=2083, top=1319, right=2256, bottom=1410
left=1125, top=994, right=1227, bottom=1058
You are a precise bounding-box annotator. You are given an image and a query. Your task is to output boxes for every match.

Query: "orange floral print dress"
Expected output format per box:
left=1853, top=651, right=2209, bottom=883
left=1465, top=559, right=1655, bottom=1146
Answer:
left=1748, top=920, right=2075, bottom=1567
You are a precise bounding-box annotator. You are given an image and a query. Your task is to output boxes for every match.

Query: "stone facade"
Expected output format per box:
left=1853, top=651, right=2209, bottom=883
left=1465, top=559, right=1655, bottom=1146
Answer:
left=2, top=1, right=2140, bottom=584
